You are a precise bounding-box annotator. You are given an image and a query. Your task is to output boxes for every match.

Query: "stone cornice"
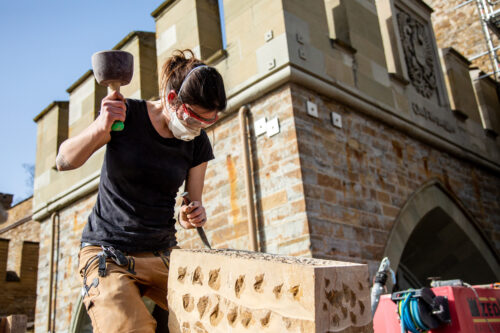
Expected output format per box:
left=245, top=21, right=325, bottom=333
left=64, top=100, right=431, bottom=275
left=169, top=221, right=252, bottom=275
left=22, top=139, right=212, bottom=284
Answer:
left=205, top=49, right=228, bottom=66
left=112, top=31, right=155, bottom=51
left=33, top=101, right=68, bottom=123
left=415, top=0, right=434, bottom=13
left=66, top=70, right=94, bottom=94
left=151, top=0, right=179, bottom=20
left=398, top=0, right=434, bottom=14
left=443, top=47, right=472, bottom=66
left=0, top=215, right=33, bottom=234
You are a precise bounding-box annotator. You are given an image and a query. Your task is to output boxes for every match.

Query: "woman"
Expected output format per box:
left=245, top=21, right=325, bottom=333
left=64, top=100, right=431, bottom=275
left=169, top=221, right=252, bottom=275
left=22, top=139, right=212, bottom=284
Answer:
left=56, top=49, right=226, bottom=332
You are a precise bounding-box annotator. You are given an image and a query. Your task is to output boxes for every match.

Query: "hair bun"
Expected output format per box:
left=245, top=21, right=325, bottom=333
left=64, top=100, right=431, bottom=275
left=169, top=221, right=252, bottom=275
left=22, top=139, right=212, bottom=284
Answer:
left=159, top=49, right=226, bottom=112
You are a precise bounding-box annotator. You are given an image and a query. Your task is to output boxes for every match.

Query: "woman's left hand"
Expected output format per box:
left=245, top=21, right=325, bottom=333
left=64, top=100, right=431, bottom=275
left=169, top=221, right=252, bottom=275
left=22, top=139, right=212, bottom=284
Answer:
left=180, top=201, right=207, bottom=229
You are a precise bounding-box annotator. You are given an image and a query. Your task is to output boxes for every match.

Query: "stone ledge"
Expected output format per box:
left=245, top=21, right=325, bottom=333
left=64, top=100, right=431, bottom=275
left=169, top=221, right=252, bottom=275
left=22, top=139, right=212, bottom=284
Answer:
left=151, top=0, right=179, bottom=20
left=330, top=38, right=357, bottom=55
left=33, top=101, right=68, bottom=123
left=66, top=70, right=93, bottom=94
left=388, top=72, right=410, bottom=86
left=442, top=47, right=472, bottom=66
left=451, top=109, right=469, bottom=121
left=112, top=31, right=156, bottom=51
left=206, top=49, right=228, bottom=66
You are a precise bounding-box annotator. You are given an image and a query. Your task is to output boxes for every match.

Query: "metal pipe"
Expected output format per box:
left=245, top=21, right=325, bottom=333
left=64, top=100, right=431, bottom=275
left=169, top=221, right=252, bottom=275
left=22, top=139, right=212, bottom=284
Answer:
left=474, top=70, right=500, bottom=80
left=470, top=45, right=500, bottom=61
left=453, top=0, right=476, bottom=10
left=238, top=105, right=258, bottom=252
left=47, top=212, right=58, bottom=332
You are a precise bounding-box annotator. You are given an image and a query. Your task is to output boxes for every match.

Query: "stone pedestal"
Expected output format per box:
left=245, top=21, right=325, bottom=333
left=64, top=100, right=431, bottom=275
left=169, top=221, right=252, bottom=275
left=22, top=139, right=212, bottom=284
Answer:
left=167, top=249, right=372, bottom=332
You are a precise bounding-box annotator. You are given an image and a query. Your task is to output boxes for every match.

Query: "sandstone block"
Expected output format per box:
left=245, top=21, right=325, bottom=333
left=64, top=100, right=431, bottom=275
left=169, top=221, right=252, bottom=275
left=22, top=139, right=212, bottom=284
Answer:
left=167, top=249, right=372, bottom=332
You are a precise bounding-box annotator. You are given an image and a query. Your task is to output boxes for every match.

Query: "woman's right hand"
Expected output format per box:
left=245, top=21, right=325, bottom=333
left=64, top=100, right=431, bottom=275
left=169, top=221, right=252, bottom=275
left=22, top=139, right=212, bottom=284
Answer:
left=96, top=90, right=126, bottom=133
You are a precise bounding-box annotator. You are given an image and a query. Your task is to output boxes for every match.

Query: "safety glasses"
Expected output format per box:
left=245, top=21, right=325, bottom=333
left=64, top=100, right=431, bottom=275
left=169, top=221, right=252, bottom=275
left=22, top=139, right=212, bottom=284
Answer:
left=180, top=103, right=218, bottom=128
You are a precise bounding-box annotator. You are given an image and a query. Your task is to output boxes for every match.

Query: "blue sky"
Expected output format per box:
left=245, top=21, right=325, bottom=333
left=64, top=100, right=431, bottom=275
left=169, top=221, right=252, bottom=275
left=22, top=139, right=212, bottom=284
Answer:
left=0, top=1, right=177, bottom=204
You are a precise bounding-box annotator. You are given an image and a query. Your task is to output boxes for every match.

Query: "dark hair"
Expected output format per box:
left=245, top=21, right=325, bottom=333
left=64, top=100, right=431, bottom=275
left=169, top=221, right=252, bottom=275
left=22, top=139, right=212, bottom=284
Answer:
left=160, top=49, right=226, bottom=112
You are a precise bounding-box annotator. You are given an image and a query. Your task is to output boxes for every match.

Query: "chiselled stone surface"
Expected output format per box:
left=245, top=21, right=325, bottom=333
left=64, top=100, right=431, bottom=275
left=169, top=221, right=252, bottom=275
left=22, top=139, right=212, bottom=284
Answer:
left=167, top=249, right=372, bottom=333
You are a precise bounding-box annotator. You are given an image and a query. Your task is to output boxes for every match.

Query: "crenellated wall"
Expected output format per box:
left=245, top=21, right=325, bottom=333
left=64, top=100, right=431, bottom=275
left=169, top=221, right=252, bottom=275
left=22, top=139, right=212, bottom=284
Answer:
left=31, top=1, right=500, bottom=244
left=440, top=47, right=481, bottom=121
left=32, top=31, right=158, bottom=220
left=425, top=0, right=500, bottom=136
left=153, top=0, right=223, bottom=67
left=426, top=0, right=500, bottom=79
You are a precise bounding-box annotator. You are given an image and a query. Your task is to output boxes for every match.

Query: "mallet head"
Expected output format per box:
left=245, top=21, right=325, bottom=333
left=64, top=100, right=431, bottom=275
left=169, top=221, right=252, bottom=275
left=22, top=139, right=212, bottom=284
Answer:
left=91, top=50, right=134, bottom=90
left=91, top=50, right=134, bottom=132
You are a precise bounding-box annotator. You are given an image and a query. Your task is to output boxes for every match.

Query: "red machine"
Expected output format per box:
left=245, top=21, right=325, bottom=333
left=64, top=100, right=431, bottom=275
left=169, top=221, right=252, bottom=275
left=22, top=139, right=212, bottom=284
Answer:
left=373, top=284, right=500, bottom=332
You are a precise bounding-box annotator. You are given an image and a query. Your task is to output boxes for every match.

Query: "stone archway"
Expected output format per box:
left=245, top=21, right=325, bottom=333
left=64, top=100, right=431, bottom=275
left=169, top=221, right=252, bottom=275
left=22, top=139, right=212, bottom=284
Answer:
left=384, top=179, right=500, bottom=290
left=69, top=296, right=92, bottom=333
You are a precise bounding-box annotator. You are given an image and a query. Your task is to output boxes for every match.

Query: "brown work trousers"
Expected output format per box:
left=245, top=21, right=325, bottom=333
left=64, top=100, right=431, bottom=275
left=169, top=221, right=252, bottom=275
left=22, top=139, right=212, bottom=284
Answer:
left=78, top=245, right=172, bottom=333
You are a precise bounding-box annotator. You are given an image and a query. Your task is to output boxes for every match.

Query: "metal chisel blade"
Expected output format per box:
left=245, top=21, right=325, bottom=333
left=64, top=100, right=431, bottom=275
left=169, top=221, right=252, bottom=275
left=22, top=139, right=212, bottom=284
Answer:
left=197, top=227, right=212, bottom=249
left=181, top=192, right=212, bottom=249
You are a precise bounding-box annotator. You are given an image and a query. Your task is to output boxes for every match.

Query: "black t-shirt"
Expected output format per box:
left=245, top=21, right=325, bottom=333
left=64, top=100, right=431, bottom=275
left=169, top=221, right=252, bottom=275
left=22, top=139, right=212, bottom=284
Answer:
left=81, top=99, right=214, bottom=252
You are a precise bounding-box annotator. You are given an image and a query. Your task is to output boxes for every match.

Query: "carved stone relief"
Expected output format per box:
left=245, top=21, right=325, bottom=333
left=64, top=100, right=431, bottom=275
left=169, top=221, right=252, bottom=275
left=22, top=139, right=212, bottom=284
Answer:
left=396, top=9, right=437, bottom=99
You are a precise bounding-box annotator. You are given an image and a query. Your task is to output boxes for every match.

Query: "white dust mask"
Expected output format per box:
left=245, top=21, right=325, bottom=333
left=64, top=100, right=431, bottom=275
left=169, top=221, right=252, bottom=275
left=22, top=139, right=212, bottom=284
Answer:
left=167, top=109, right=201, bottom=141
left=165, top=65, right=209, bottom=141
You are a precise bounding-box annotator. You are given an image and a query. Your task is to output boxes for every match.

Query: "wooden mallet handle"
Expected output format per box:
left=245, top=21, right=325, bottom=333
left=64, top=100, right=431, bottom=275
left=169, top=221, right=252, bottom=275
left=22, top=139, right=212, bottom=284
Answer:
left=107, top=82, right=124, bottom=131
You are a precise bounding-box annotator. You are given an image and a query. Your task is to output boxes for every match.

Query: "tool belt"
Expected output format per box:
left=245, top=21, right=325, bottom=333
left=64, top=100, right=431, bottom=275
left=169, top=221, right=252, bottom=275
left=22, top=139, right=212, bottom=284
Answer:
left=81, top=244, right=129, bottom=276
left=80, top=243, right=174, bottom=298
left=80, top=244, right=133, bottom=298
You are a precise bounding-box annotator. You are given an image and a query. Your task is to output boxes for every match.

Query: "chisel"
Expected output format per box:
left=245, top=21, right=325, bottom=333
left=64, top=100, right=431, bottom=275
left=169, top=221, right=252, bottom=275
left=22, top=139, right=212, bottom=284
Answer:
left=181, top=192, right=212, bottom=249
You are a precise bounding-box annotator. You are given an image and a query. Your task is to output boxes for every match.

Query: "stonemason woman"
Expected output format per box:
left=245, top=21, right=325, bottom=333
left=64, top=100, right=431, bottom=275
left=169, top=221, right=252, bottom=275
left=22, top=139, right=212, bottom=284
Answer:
left=56, top=49, right=226, bottom=332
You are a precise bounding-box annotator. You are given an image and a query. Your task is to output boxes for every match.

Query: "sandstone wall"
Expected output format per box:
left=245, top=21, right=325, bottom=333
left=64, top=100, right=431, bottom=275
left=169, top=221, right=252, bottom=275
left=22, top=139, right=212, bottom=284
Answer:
left=0, top=197, right=39, bottom=324
left=34, top=194, right=95, bottom=333
left=427, top=0, right=500, bottom=76
left=291, top=83, right=500, bottom=275
left=2, top=197, right=32, bottom=225
left=176, top=85, right=310, bottom=256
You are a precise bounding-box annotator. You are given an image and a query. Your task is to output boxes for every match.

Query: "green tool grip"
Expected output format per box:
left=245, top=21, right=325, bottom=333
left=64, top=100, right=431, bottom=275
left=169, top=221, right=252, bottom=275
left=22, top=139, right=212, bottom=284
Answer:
left=111, top=121, right=124, bottom=131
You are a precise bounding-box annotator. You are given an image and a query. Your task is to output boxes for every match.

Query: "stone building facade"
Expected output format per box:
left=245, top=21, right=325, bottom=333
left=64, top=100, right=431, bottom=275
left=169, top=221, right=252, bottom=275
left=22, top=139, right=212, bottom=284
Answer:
left=16, top=0, right=500, bottom=331
left=0, top=196, right=39, bottom=330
